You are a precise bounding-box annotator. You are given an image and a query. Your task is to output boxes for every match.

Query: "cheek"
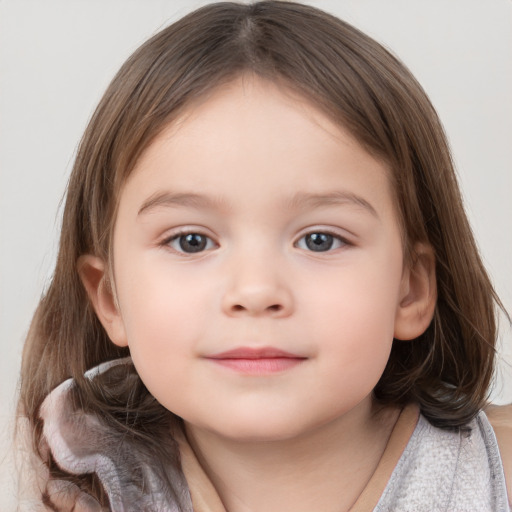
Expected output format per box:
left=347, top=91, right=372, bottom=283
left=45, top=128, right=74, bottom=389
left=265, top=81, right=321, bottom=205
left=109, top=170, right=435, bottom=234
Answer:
left=115, top=260, right=216, bottom=370
left=309, top=254, right=402, bottom=329
left=305, top=254, right=403, bottom=378
left=318, top=298, right=395, bottom=376
left=312, top=301, right=395, bottom=408
left=118, top=274, right=206, bottom=413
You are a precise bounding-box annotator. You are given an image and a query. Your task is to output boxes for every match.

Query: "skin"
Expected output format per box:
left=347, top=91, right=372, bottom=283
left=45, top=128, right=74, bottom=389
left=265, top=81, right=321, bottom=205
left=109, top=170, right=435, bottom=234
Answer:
left=80, top=76, right=437, bottom=512
left=485, top=404, right=512, bottom=503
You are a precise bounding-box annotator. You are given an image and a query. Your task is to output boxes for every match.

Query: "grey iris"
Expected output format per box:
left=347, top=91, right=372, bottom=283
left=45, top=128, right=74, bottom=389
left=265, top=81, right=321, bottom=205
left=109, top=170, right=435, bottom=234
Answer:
left=179, top=234, right=207, bottom=253
left=305, top=233, right=334, bottom=252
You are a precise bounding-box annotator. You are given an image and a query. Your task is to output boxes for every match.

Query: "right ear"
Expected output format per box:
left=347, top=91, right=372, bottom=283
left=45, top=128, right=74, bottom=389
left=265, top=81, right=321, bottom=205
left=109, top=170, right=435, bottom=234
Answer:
left=77, top=255, right=128, bottom=347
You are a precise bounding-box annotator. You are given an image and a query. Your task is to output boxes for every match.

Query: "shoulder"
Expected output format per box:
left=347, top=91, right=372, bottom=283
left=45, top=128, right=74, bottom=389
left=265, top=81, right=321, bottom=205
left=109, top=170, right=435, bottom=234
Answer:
left=485, top=404, right=512, bottom=506
left=375, top=412, right=508, bottom=511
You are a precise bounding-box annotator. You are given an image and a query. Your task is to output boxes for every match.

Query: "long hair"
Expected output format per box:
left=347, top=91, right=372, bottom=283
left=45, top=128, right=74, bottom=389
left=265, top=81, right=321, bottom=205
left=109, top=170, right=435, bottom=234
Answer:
left=19, top=1, right=503, bottom=506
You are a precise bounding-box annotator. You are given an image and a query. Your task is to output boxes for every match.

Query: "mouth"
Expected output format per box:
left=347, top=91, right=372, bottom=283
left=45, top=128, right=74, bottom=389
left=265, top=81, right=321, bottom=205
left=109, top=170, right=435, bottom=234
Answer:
left=205, top=346, right=307, bottom=374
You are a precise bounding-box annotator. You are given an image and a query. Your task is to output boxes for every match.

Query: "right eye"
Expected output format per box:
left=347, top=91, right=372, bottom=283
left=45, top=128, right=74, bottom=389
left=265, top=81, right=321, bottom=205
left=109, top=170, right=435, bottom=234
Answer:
left=166, top=233, right=216, bottom=254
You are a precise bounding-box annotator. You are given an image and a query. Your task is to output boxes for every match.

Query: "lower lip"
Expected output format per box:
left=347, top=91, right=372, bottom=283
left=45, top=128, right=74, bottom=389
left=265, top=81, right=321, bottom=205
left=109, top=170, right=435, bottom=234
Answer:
left=208, top=357, right=305, bottom=374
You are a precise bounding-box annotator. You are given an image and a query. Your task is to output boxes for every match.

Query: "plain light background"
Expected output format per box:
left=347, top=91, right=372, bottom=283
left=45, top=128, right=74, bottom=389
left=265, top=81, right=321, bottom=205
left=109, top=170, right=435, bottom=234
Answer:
left=1, top=0, right=511, bottom=508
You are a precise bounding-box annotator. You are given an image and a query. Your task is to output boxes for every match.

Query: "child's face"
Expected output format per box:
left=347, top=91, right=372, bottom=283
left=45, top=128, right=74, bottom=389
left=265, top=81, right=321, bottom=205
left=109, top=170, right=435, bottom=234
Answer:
left=108, top=77, right=410, bottom=441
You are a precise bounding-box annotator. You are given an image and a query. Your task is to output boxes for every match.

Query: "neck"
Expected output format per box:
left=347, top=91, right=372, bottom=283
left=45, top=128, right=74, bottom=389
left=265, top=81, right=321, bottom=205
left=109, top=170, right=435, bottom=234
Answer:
left=184, top=400, right=400, bottom=512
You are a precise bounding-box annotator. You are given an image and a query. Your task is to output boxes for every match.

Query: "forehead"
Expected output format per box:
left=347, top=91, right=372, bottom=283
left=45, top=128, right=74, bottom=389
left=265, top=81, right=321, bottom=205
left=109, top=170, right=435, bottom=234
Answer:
left=120, top=76, right=396, bottom=221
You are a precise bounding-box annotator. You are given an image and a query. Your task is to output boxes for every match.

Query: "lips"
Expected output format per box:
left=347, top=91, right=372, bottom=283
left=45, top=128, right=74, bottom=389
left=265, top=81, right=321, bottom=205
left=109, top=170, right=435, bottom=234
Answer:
left=206, top=346, right=307, bottom=374
left=209, top=347, right=303, bottom=359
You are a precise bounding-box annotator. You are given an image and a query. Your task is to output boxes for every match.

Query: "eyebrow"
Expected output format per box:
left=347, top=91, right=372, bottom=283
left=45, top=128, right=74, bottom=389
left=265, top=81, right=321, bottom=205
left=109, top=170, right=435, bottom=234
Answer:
left=137, top=190, right=378, bottom=218
left=138, top=192, right=226, bottom=216
left=286, top=191, right=379, bottom=218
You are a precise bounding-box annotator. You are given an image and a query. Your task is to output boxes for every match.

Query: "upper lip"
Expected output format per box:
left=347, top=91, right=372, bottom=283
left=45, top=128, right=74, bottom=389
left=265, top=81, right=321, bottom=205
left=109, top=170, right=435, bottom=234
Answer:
left=207, top=346, right=306, bottom=359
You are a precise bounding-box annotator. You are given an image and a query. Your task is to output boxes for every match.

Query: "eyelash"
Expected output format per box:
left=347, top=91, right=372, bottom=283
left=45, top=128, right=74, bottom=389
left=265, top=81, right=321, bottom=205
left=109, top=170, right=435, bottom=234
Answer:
left=162, top=230, right=217, bottom=255
left=294, top=230, right=349, bottom=253
left=161, top=229, right=350, bottom=255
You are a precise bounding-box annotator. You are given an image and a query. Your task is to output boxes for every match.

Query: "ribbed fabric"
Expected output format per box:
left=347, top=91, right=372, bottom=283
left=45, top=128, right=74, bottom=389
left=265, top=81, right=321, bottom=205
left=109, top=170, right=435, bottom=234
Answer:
left=373, top=412, right=510, bottom=512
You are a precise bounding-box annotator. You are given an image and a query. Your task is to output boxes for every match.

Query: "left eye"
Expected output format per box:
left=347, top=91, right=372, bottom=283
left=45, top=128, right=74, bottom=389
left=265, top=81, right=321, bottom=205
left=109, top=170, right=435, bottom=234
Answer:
left=295, top=232, right=346, bottom=252
left=167, top=233, right=216, bottom=254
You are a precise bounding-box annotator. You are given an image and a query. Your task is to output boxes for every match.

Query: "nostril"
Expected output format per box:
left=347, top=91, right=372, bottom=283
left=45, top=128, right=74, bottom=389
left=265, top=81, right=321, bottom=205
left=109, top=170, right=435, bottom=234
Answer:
left=230, top=303, right=283, bottom=313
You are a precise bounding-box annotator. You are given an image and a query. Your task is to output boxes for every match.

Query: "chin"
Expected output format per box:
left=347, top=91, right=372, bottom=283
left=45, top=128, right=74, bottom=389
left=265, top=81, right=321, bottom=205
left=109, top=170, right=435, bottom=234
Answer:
left=206, top=415, right=316, bottom=443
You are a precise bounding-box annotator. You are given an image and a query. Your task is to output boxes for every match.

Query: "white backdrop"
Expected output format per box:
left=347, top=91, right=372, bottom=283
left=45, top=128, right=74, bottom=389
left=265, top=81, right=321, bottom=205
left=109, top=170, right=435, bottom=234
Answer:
left=1, top=0, right=511, bottom=508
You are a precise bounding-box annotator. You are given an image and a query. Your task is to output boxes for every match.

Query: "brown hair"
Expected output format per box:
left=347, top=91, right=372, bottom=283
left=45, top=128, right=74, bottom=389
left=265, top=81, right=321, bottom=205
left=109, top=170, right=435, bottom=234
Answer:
left=19, top=0, right=503, bottom=506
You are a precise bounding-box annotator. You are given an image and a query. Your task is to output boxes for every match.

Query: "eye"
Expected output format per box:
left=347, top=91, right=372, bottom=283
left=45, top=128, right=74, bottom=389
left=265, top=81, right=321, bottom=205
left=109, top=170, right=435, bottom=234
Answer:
left=295, top=232, right=347, bottom=252
left=166, top=232, right=216, bottom=254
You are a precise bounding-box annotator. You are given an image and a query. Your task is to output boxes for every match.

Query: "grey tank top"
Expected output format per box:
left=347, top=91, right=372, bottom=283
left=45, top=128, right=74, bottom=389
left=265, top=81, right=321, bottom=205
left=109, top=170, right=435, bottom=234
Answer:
left=374, top=412, right=510, bottom=511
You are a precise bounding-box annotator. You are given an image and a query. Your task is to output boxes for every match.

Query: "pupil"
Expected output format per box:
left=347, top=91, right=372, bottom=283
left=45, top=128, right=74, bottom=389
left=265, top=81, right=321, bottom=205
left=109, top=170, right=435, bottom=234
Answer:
left=306, top=233, right=333, bottom=252
left=180, top=234, right=207, bottom=253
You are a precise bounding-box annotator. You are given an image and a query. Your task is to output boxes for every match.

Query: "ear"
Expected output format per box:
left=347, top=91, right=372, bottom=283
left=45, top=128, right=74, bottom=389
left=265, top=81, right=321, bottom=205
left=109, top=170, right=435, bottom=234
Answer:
left=77, top=255, right=128, bottom=347
left=394, top=243, right=437, bottom=341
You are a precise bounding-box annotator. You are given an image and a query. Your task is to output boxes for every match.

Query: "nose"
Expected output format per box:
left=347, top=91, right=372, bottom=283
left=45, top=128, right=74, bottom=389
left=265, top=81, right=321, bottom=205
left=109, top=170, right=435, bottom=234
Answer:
left=221, top=256, right=294, bottom=318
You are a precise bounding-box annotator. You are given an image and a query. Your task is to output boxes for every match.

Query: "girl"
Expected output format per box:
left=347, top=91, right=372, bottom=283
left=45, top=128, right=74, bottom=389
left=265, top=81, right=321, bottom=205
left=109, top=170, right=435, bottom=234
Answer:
left=17, top=1, right=511, bottom=510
